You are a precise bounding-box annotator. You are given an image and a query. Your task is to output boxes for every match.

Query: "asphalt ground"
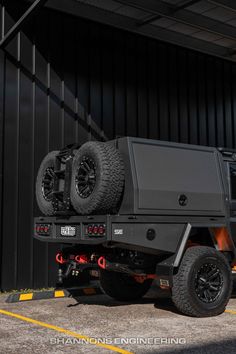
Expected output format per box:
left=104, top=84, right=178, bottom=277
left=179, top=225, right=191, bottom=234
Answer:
left=0, top=280, right=236, bottom=354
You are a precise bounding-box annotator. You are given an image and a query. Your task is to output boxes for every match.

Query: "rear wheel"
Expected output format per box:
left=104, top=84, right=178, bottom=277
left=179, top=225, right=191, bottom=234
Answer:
left=100, top=270, right=152, bottom=301
left=172, top=246, right=232, bottom=317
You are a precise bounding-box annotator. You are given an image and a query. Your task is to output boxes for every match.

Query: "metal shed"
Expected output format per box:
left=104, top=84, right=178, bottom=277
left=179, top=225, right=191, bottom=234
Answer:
left=1, top=0, right=236, bottom=290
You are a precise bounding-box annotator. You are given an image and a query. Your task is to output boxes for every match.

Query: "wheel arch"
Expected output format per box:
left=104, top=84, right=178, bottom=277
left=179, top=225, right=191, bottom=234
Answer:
left=174, top=224, right=236, bottom=268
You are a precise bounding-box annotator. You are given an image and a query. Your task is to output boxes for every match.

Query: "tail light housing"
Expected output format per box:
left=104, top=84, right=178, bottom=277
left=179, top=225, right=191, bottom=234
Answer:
left=86, top=224, right=106, bottom=236
left=36, top=224, right=51, bottom=236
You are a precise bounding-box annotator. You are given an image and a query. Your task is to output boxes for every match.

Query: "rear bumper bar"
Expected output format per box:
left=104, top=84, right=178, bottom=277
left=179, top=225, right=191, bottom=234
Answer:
left=34, top=214, right=227, bottom=254
left=34, top=215, right=110, bottom=245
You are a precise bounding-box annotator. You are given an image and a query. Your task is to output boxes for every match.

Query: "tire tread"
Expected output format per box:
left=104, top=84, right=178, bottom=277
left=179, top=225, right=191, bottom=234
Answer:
left=172, top=246, right=232, bottom=317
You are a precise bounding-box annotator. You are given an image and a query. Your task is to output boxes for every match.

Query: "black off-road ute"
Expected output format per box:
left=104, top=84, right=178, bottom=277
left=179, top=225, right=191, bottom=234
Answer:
left=34, top=137, right=236, bottom=317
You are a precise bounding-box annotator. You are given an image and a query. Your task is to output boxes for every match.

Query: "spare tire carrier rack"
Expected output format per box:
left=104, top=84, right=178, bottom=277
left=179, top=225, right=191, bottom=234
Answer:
left=52, top=144, right=80, bottom=215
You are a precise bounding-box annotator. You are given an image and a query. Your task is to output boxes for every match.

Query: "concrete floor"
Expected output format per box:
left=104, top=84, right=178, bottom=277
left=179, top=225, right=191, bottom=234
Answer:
left=0, top=282, right=236, bottom=354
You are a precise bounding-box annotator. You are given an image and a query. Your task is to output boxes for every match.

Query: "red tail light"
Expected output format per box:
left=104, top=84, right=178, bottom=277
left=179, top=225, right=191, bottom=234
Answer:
left=36, top=224, right=51, bottom=236
left=98, top=225, right=105, bottom=234
left=93, top=225, right=98, bottom=234
left=86, top=224, right=106, bottom=236
left=88, top=226, right=93, bottom=234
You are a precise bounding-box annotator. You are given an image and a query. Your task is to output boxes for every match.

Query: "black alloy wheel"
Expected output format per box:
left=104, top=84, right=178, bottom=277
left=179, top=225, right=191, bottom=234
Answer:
left=75, top=156, right=96, bottom=199
left=194, top=263, right=223, bottom=303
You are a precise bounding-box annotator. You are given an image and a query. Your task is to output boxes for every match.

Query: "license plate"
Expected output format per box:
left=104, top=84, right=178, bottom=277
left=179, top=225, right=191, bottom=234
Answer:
left=61, top=226, right=76, bottom=237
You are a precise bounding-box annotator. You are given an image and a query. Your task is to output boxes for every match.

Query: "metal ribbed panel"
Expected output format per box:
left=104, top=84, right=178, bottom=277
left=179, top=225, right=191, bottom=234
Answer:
left=0, top=2, right=236, bottom=290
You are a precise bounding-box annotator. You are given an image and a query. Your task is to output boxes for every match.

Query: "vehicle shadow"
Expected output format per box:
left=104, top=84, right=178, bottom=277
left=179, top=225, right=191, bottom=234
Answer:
left=67, top=293, right=165, bottom=308
left=67, top=278, right=236, bottom=315
left=67, top=281, right=180, bottom=315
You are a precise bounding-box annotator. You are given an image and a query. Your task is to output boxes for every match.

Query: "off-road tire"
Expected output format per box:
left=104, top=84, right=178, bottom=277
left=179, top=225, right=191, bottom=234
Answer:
left=100, top=270, right=152, bottom=301
left=70, top=142, right=125, bottom=215
left=36, top=151, right=58, bottom=216
left=172, top=246, right=232, bottom=317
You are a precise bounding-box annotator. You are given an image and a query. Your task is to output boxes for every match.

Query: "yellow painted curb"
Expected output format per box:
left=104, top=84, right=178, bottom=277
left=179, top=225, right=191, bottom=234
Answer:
left=19, top=293, right=33, bottom=301
left=54, top=290, right=65, bottom=298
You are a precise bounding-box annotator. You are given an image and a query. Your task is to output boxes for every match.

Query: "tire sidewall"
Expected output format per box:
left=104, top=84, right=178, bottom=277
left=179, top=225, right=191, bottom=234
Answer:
left=185, top=252, right=231, bottom=315
left=36, top=151, right=58, bottom=215
left=71, top=144, right=105, bottom=214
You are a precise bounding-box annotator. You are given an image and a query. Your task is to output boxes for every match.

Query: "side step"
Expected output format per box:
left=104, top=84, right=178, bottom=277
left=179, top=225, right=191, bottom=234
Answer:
left=6, top=284, right=103, bottom=303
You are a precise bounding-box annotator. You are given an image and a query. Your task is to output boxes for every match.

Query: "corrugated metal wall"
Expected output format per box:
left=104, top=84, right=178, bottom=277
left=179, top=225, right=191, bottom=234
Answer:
left=1, top=1, right=236, bottom=290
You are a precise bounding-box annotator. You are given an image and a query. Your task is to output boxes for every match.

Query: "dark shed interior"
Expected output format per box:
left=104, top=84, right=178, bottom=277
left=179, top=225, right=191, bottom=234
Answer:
left=1, top=0, right=236, bottom=290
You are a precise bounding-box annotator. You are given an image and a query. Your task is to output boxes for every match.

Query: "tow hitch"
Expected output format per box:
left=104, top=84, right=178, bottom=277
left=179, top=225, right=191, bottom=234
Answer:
left=56, top=252, right=99, bottom=284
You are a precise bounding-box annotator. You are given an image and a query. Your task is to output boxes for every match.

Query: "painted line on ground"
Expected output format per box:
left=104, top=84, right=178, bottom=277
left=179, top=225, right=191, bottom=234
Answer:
left=0, top=309, right=133, bottom=354
left=225, top=309, right=236, bottom=315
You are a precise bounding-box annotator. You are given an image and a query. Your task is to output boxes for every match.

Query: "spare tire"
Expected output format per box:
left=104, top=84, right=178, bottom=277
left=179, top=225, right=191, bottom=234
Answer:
left=36, top=151, right=58, bottom=215
left=70, top=142, right=125, bottom=215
